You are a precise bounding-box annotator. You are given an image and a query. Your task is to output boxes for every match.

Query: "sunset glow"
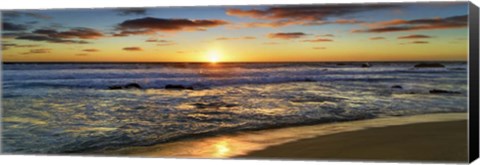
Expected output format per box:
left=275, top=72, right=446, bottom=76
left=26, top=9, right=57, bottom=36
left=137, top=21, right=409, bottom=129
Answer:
left=1, top=2, right=468, bottom=62
left=207, top=50, right=221, bottom=63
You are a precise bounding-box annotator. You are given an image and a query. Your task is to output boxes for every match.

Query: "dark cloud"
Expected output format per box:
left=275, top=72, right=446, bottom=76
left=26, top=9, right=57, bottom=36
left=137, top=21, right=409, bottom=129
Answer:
left=353, top=15, right=467, bottom=33
left=144, top=39, right=176, bottom=46
left=216, top=36, right=256, bottom=40
left=82, top=49, right=99, bottom=52
left=115, top=8, right=147, bottom=16
left=33, top=28, right=104, bottom=39
left=370, top=37, right=386, bottom=40
left=267, top=32, right=307, bottom=40
left=411, top=41, right=429, bottom=44
left=302, top=38, right=333, bottom=42
left=16, top=35, right=89, bottom=44
left=3, top=22, right=28, bottom=31
left=13, top=27, right=103, bottom=44
left=2, top=43, right=40, bottom=50
left=3, top=11, right=52, bottom=20
left=115, top=17, right=229, bottom=36
left=22, top=48, right=51, bottom=54
left=227, top=4, right=399, bottom=28
left=75, top=53, right=88, bottom=56
left=398, top=34, right=432, bottom=39
left=123, top=47, right=142, bottom=51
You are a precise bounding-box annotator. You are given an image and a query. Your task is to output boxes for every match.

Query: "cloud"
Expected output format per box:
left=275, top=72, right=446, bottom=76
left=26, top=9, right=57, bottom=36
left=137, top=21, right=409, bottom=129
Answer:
left=263, top=42, right=279, bottom=45
left=22, top=48, right=51, bottom=54
left=226, top=4, right=399, bottom=28
left=302, top=38, right=333, bottom=42
left=397, top=34, right=432, bottom=39
left=369, top=37, right=386, bottom=40
left=144, top=39, right=176, bottom=46
left=411, top=41, right=429, bottom=44
left=123, top=47, right=142, bottom=51
left=313, top=47, right=326, bottom=50
left=3, top=11, right=52, bottom=20
left=2, top=43, right=39, bottom=50
left=13, top=27, right=103, bottom=44
left=145, top=39, right=171, bottom=43
left=317, top=34, right=334, bottom=37
left=75, top=53, right=88, bottom=56
left=115, top=17, right=229, bottom=36
left=216, top=36, right=256, bottom=40
left=353, top=15, right=467, bottom=33
left=115, top=8, right=147, bottom=16
left=82, top=49, right=99, bottom=52
left=267, top=32, right=307, bottom=40
left=33, top=28, right=104, bottom=39
left=3, top=22, right=28, bottom=31
left=16, top=35, right=90, bottom=44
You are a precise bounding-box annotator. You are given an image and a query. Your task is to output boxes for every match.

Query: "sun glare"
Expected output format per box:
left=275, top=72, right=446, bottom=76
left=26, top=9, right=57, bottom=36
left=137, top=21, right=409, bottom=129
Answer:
left=208, top=51, right=221, bottom=63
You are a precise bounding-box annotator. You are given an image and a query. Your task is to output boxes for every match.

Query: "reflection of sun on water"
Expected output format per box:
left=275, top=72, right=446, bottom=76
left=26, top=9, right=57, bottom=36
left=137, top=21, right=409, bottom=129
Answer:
left=213, top=140, right=231, bottom=157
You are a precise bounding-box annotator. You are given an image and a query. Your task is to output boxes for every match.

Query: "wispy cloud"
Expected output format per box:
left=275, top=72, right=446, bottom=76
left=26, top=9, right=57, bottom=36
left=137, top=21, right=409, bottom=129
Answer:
left=267, top=32, right=307, bottom=40
left=22, top=48, right=51, bottom=54
left=33, top=28, right=104, bottom=39
left=313, top=47, right=326, bottom=50
left=3, top=11, right=52, bottom=20
left=302, top=38, right=333, bottom=42
left=369, top=37, right=386, bottom=40
left=226, top=4, right=399, bottom=28
left=353, top=15, right=467, bottom=33
left=216, top=36, right=256, bottom=41
left=397, top=34, right=432, bottom=39
left=115, top=8, right=147, bottom=16
left=114, top=17, right=229, bottom=36
left=82, top=49, right=99, bottom=52
left=122, top=47, right=142, bottom=51
left=16, top=35, right=90, bottom=44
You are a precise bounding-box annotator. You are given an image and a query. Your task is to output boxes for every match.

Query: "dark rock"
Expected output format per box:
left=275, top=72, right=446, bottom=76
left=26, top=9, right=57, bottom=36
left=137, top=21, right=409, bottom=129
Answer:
left=429, top=89, right=461, bottom=94
left=336, top=63, right=347, bottom=66
left=414, top=63, right=445, bottom=68
left=108, top=83, right=142, bottom=90
left=165, top=84, right=194, bottom=90
left=361, top=63, right=371, bottom=68
left=303, top=78, right=316, bottom=82
left=124, top=83, right=142, bottom=89
left=391, top=85, right=403, bottom=89
left=449, top=68, right=466, bottom=70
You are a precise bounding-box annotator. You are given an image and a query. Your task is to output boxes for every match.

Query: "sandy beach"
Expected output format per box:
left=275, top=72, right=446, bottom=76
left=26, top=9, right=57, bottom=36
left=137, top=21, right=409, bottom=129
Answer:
left=240, top=120, right=468, bottom=163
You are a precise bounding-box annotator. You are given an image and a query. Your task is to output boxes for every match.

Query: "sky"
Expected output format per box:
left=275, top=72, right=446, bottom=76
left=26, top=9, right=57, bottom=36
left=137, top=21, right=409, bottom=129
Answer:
left=1, top=2, right=469, bottom=62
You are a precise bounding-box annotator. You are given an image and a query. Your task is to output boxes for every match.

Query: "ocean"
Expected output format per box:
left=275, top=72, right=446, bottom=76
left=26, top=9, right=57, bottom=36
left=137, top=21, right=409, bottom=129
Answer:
left=1, top=62, right=468, bottom=154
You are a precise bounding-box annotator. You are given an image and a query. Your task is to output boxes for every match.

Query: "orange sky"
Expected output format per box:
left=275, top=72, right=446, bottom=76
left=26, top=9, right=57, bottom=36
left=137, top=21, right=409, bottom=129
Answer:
left=1, top=2, right=469, bottom=62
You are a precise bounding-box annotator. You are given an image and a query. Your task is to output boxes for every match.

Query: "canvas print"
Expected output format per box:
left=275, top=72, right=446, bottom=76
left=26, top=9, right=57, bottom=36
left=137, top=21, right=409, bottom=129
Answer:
left=1, top=1, right=473, bottom=163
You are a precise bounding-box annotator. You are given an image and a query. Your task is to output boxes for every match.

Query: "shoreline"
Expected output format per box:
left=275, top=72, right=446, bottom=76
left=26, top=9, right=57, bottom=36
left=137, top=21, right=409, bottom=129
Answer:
left=239, top=120, right=468, bottom=163
left=104, top=112, right=467, bottom=161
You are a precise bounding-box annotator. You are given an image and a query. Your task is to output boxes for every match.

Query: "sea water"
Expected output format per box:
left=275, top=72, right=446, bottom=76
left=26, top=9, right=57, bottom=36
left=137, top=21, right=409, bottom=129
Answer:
left=1, top=62, right=468, bottom=153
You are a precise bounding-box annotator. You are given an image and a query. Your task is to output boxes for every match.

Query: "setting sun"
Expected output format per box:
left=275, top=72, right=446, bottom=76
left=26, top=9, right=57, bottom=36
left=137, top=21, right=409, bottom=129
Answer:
left=208, top=50, right=221, bottom=63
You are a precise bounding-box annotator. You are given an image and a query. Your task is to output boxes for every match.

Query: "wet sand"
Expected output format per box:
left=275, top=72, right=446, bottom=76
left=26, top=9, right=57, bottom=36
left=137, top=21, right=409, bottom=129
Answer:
left=240, top=120, right=468, bottom=163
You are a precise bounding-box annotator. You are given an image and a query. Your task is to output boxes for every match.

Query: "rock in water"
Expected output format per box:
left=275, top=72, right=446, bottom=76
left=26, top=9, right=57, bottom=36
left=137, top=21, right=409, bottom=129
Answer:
left=429, top=89, right=461, bottom=94
left=124, top=83, right=142, bottom=89
left=414, top=63, right=445, bottom=68
left=165, top=84, right=194, bottom=90
left=361, top=63, right=371, bottom=68
left=108, top=83, right=142, bottom=90
left=391, top=85, right=403, bottom=89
